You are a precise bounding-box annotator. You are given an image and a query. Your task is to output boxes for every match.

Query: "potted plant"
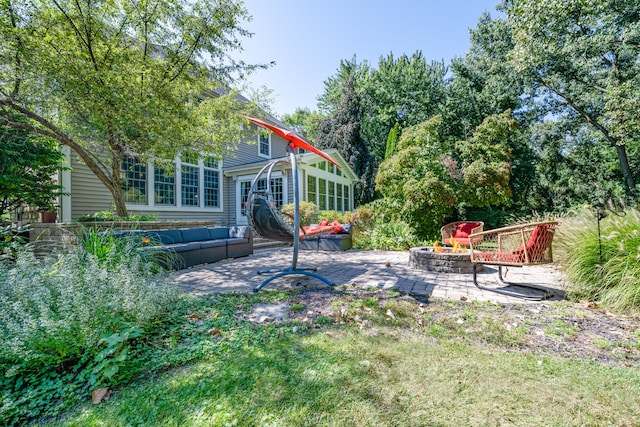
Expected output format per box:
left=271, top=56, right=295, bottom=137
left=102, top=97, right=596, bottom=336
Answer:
left=39, top=203, right=58, bottom=223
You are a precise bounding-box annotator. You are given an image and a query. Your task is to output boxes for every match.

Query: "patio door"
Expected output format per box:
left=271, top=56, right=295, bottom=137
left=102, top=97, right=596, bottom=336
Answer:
left=236, top=174, right=285, bottom=225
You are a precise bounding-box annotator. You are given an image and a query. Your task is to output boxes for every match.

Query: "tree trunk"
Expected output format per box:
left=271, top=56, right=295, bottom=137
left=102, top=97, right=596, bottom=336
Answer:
left=614, top=143, right=636, bottom=195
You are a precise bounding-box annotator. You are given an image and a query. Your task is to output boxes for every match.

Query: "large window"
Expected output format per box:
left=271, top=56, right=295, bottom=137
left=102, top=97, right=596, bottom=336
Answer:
left=181, top=154, right=199, bottom=207
left=318, top=178, right=327, bottom=210
left=154, top=165, right=175, bottom=206
left=307, top=175, right=316, bottom=205
left=306, top=173, right=350, bottom=213
left=203, top=156, right=220, bottom=208
left=258, top=133, right=271, bottom=158
left=121, top=155, right=147, bottom=204
left=121, top=153, right=222, bottom=210
left=328, top=181, right=335, bottom=211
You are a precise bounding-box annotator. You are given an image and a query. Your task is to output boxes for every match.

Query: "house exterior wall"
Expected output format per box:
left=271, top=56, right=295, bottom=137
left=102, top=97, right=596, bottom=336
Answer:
left=62, top=122, right=357, bottom=225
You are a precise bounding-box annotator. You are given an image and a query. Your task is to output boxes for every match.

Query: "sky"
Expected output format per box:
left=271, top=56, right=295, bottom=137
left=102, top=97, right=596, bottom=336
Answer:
left=234, top=0, right=502, bottom=118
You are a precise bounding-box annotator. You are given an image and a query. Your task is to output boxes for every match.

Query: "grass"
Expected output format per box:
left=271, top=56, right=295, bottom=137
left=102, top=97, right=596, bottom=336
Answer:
left=556, top=205, right=640, bottom=312
left=36, top=290, right=640, bottom=427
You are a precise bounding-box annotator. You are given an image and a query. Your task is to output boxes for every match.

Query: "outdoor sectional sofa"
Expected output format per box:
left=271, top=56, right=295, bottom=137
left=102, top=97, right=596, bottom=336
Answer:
left=299, top=223, right=353, bottom=251
left=108, top=226, right=253, bottom=269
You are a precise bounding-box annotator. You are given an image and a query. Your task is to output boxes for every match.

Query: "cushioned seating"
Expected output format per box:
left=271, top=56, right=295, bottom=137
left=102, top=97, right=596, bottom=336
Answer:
left=300, top=223, right=352, bottom=251
left=107, top=225, right=253, bottom=269
left=440, top=221, right=484, bottom=247
left=468, top=221, right=558, bottom=300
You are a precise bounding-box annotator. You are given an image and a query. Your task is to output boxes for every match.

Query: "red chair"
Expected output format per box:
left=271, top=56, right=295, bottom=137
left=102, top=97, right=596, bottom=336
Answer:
left=469, top=221, right=558, bottom=300
left=440, top=221, right=484, bottom=247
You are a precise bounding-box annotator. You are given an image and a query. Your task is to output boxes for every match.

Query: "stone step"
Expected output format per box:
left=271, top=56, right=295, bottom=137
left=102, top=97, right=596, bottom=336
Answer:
left=253, top=237, right=289, bottom=250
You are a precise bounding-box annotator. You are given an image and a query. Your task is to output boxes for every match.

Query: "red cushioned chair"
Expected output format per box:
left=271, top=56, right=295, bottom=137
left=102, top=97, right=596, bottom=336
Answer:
left=440, top=221, right=484, bottom=247
left=468, top=221, right=558, bottom=300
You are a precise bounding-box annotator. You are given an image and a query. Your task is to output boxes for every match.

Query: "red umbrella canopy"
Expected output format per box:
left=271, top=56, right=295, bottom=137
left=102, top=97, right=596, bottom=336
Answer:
left=242, top=115, right=340, bottom=168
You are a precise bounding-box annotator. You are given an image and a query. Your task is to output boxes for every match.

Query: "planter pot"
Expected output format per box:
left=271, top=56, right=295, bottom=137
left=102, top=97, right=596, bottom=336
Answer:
left=41, top=211, right=58, bottom=223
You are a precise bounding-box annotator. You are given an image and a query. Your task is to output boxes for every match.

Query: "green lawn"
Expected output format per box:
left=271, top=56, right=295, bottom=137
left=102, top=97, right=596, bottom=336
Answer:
left=37, top=291, right=640, bottom=426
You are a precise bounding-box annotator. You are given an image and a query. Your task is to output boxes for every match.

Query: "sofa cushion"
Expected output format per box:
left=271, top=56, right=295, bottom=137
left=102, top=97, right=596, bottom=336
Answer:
left=181, top=227, right=211, bottom=242
left=167, top=242, right=201, bottom=253
left=228, top=225, right=250, bottom=239
left=200, top=240, right=226, bottom=249
left=144, top=229, right=183, bottom=245
left=208, top=226, right=229, bottom=240
left=455, top=222, right=480, bottom=239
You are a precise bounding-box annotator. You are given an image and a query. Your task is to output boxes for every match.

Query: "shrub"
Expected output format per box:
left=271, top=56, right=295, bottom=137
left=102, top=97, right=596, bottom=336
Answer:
left=317, top=210, right=345, bottom=223
left=280, top=201, right=318, bottom=226
left=76, top=210, right=158, bottom=222
left=0, top=224, right=30, bottom=263
left=346, top=202, right=425, bottom=250
left=0, top=239, right=178, bottom=423
left=556, top=206, right=640, bottom=312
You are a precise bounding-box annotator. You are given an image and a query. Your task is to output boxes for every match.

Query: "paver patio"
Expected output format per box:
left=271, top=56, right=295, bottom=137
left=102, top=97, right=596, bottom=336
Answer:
left=172, top=247, right=568, bottom=304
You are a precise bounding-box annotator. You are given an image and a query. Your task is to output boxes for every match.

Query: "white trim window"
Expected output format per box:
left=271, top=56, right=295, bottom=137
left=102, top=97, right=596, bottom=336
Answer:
left=258, top=132, right=271, bottom=158
left=180, top=153, right=200, bottom=207
left=121, top=153, right=222, bottom=211
left=153, top=164, right=176, bottom=206
left=203, top=156, right=221, bottom=208
left=121, top=155, right=147, bottom=204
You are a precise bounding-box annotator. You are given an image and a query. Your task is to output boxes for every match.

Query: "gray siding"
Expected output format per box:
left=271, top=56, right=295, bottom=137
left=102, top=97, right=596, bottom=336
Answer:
left=70, top=154, right=113, bottom=218
left=223, top=129, right=289, bottom=168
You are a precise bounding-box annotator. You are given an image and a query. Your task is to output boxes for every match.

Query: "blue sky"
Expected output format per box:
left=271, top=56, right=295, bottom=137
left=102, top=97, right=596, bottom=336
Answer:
left=235, top=0, right=502, bottom=117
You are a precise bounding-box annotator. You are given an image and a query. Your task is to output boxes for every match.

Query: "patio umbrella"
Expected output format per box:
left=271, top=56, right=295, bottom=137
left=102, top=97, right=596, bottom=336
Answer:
left=241, top=115, right=340, bottom=168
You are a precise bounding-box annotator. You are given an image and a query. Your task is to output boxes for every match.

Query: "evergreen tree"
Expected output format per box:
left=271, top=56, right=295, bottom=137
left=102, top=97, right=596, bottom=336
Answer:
left=316, top=76, right=376, bottom=206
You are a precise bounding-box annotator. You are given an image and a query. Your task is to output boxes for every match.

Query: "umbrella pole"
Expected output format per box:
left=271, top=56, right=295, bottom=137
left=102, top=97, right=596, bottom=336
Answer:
left=252, top=144, right=335, bottom=292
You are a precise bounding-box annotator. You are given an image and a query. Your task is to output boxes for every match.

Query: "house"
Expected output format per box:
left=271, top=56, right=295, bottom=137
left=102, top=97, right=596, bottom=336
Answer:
left=57, top=116, right=358, bottom=225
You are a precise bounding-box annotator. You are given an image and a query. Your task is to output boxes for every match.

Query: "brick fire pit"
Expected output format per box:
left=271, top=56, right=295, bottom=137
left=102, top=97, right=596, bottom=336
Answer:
left=409, top=246, right=480, bottom=274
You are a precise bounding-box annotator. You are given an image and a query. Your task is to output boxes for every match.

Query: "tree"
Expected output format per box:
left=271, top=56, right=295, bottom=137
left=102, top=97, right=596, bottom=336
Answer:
left=506, top=0, right=640, bottom=196
left=442, top=12, right=525, bottom=142
left=384, top=122, right=400, bottom=160
left=0, top=117, right=66, bottom=217
left=363, top=51, right=447, bottom=162
left=316, top=75, right=376, bottom=206
left=0, top=0, right=265, bottom=217
left=281, top=107, right=326, bottom=142
left=376, top=112, right=515, bottom=239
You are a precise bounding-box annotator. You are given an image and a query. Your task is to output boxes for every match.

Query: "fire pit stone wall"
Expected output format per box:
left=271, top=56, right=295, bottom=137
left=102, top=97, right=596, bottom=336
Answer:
left=409, top=246, right=481, bottom=274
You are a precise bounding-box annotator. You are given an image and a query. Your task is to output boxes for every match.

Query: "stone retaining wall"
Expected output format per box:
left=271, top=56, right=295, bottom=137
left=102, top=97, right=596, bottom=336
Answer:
left=29, top=221, right=216, bottom=257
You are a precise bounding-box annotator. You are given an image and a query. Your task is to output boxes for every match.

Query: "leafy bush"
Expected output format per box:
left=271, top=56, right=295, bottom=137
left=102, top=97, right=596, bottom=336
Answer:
left=0, top=224, right=30, bottom=263
left=76, top=210, right=158, bottom=222
left=317, top=210, right=346, bottom=223
left=556, top=206, right=640, bottom=312
left=0, top=238, right=178, bottom=423
left=280, top=201, right=318, bottom=226
left=346, top=202, right=425, bottom=250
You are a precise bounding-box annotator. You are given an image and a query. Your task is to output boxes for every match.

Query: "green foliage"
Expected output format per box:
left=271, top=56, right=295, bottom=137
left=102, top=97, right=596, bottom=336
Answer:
left=506, top=0, right=640, bottom=194
left=384, top=122, right=400, bottom=160
left=0, top=224, right=30, bottom=263
left=375, top=116, right=456, bottom=238
left=89, top=322, right=144, bottom=388
left=281, top=107, right=326, bottom=142
left=0, top=0, right=266, bottom=217
left=375, top=112, right=517, bottom=239
left=316, top=75, right=376, bottom=206
left=316, top=210, right=345, bottom=223
left=0, top=241, right=178, bottom=423
left=280, top=201, right=318, bottom=227
left=0, top=116, right=67, bottom=216
left=345, top=200, right=425, bottom=250
left=556, top=206, right=640, bottom=312
left=76, top=210, right=158, bottom=222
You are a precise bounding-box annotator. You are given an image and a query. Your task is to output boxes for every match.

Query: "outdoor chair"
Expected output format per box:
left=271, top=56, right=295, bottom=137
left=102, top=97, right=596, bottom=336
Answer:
left=440, top=221, right=484, bottom=247
left=468, top=221, right=558, bottom=300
